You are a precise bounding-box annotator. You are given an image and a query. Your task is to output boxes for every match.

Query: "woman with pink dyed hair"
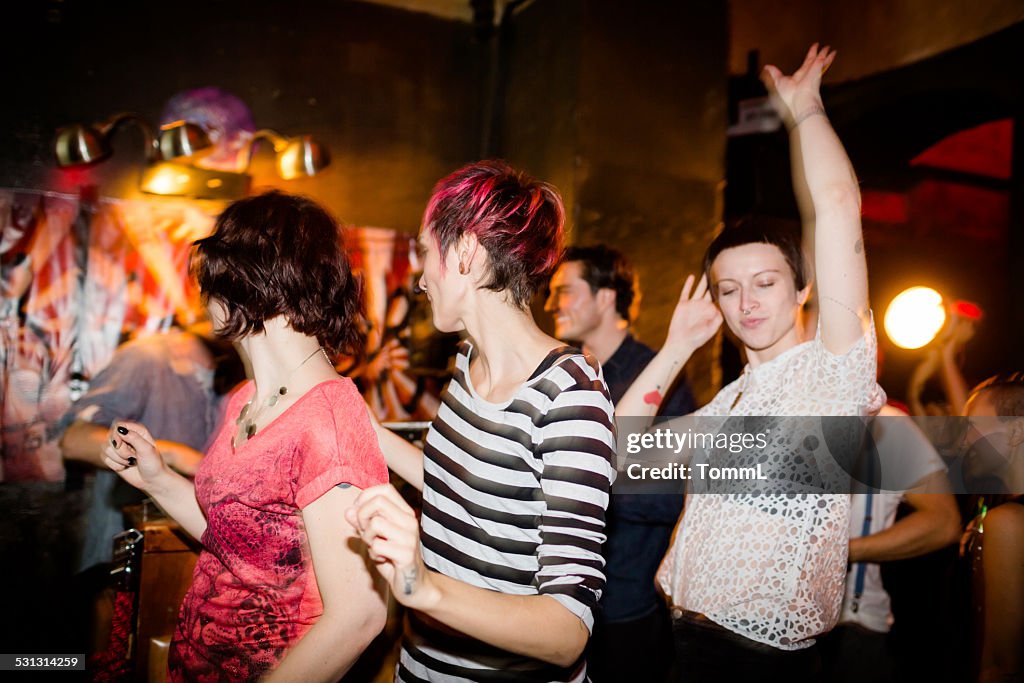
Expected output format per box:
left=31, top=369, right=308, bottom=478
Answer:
left=347, top=161, right=617, bottom=682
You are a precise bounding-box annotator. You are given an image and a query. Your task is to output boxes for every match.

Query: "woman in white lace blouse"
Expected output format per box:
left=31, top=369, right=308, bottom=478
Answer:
left=616, top=45, right=883, bottom=681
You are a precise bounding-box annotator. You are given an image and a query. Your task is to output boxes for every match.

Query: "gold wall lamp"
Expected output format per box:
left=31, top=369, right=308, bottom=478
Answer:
left=55, top=114, right=330, bottom=200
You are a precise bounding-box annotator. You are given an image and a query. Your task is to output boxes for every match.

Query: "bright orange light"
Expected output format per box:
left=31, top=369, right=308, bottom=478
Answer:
left=884, top=287, right=947, bottom=349
left=142, top=165, right=190, bottom=195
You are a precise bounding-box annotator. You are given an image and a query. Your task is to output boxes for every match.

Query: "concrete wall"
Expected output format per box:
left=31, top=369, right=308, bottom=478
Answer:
left=0, top=0, right=485, bottom=232
left=498, top=0, right=729, bottom=404
left=731, top=0, right=1024, bottom=82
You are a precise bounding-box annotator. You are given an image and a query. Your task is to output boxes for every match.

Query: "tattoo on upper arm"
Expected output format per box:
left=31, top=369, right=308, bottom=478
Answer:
left=402, top=565, right=418, bottom=595
left=854, top=239, right=863, bottom=254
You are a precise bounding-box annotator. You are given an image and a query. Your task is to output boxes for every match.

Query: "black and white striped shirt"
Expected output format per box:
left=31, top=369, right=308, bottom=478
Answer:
left=399, top=342, right=616, bottom=682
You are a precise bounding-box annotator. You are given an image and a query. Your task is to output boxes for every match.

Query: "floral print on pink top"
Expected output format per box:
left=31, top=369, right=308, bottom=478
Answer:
left=167, top=378, right=387, bottom=682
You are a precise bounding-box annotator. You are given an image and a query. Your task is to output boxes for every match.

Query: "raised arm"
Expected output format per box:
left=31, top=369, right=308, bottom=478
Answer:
left=907, top=351, right=940, bottom=417
left=938, top=315, right=976, bottom=416
left=763, top=44, right=868, bottom=355
left=615, top=274, right=721, bottom=423
left=103, top=421, right=207, bottom=540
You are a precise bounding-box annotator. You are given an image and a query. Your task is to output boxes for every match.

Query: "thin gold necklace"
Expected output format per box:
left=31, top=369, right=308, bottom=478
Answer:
left=729, top=368, right=751, bottom=412
left=236, top=347, right=327, bottom=443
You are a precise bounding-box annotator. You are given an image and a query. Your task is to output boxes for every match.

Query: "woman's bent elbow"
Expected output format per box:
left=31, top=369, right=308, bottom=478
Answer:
left=364, top=603, right=388, bottom=643
left=334, top=601, right=388, bottom=651
left=547, top=621, right=589, bottom=668
left=814, top=183, right=861, bottom=219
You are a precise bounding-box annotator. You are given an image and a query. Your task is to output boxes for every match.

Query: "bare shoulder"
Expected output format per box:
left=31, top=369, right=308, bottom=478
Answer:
left=983, top=502, right=1024, bottom=557
left=986, top=502, right=1024, bottom=534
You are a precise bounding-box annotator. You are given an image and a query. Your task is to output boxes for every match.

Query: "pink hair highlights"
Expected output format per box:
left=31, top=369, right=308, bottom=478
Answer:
left=423, top=160, right=565, bottom=309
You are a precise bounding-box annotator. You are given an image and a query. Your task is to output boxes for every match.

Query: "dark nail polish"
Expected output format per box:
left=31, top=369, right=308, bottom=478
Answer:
left=110, top=438, right=117, bottom=448
left=127, top=457, right=137, bottom=467
left=116, top=426, right=128, bottom=435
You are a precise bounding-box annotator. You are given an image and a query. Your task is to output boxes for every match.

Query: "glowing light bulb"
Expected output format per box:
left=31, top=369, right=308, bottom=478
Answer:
left=884, top=287, right=947, bottom=349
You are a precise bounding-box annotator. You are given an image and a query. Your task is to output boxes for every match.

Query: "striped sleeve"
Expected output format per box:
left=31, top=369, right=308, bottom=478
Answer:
left=534, top=355, right=616, bottom=632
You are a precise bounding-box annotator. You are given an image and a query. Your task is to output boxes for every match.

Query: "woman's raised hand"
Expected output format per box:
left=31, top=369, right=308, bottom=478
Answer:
left=345, top=484, right=439, bottom=610
left=665, top=274, right=722, bottom=356
left=761, top=43, right=836, bottom=126
left=103, top=421, right=170, bottom=492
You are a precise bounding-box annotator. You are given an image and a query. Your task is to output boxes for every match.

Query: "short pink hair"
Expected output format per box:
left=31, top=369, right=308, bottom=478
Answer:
left=423, top=160, right=564, bottom=309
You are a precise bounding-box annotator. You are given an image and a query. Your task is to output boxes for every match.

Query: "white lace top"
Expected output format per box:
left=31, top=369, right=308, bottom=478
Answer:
left=658, top=319, right=884, bottom=650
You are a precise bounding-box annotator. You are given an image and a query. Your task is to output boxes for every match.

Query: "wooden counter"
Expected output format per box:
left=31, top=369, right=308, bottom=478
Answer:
left=123, top=503, right=200, bottom=683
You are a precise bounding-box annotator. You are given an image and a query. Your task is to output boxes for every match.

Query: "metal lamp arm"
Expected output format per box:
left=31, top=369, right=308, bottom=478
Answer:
left=238, top=129, right=291, bottom=169
left=98, top=112, right=159, bottom=162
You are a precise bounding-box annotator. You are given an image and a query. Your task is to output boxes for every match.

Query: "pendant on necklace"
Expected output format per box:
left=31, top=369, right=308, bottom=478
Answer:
left=235, top=348, right=321, bottom=444
left=730, top=392, right=741, bottom=411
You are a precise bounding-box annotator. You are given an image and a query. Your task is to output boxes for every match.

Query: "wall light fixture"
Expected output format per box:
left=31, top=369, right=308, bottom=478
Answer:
left=55, top=113, right=330, bottom=200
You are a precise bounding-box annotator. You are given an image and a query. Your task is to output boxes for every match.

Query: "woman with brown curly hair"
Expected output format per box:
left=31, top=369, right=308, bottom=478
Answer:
left=104, top=191, right=389, bottom=682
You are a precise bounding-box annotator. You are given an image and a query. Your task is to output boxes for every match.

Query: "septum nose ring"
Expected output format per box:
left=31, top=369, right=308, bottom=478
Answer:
left=742, top=307, right=752, bottom=315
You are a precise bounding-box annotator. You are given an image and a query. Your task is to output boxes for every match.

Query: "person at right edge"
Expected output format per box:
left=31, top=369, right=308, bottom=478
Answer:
left=616, top=44, right=884, bottom=682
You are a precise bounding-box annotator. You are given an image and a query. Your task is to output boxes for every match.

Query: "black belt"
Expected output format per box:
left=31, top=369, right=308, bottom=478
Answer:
left=670, top=608, right=791, bottom=655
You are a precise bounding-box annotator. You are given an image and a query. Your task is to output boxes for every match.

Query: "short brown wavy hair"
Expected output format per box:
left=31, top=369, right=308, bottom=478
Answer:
left=563, top=245, right=640, bottom=324
left=191, top=191, right=366, bottom=357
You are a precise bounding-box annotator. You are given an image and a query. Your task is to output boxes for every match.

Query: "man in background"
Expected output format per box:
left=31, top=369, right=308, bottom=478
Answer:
left=546, top=244, right=694, bottom=682
left=60, top=320, right=241, bottom=652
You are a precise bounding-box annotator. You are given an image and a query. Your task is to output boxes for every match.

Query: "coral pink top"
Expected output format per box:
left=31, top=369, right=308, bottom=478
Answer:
left=168, top=378, right=387, bottom=682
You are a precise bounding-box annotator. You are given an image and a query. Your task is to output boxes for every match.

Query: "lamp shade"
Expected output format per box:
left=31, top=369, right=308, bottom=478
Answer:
left=276, top=135, right=330, bottom=180
left=157, top=121, right=212, bottom=160
left=54, top=124, right=110, bottom=166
